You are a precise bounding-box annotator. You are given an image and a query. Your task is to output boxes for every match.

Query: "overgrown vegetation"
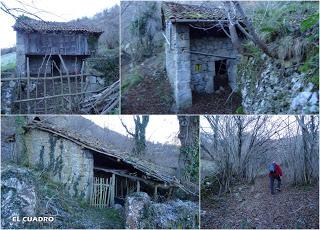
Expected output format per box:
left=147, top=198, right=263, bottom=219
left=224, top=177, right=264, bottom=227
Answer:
left=122, top=1, right=163, bottom=63
left=239, top=1, right=319, bottom=90
left=1, top=52, right=16, bottom=72
left=86, top=48, right=119, bottom=85
left=1, top=164, right=124, bottom=229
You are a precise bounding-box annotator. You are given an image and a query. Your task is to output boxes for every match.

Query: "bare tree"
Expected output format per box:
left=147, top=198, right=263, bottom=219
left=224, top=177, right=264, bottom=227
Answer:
left=202, top=115, right=319, bottom=195
left=120, top=115, right=149, bottom=155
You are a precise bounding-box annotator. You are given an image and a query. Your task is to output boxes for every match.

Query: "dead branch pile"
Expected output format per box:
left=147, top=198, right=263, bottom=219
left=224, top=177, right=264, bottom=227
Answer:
left=80, top=80, right=119, bottom=114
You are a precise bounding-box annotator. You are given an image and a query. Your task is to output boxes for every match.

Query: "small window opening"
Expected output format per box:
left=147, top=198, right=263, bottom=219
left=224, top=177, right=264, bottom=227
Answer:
left=195, top=64, right=202, bottom=72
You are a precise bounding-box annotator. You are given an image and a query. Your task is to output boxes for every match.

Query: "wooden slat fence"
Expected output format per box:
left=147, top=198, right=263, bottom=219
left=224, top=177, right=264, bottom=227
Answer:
left=90, top=174, right=115, bottom=208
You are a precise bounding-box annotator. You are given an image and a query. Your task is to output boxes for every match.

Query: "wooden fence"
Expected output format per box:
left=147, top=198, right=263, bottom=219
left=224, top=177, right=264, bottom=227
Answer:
left=90, top=175, right=115, bottom=208
left=1, top=54, right=109, bottom=114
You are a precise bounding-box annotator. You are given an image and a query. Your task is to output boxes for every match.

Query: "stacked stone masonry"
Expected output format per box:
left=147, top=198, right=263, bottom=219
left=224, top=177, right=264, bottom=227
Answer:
left=165, top=22, right=240, bottom=110
left=25, top=129, right=94, bottom=200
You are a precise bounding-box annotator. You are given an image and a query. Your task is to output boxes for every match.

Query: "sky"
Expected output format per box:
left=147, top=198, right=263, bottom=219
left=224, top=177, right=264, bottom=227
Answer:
left=0, top=0, right=119, bottom=48
left=200, top=115, right=300, bottom=140
left=82, top=115, right=180, bottom=145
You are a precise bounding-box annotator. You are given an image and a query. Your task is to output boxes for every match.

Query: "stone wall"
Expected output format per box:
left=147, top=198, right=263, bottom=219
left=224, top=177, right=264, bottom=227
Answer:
left=240, top=59, right=319, bottom=114
left=165, top=23, right=192, bottom=110
left=16, top=32, right=26, bottom=77
left=25, top=129, right=94, bottom=200
left=190, top=36, right=239, bottom=93
left=165, top=23, right=240, bottom=109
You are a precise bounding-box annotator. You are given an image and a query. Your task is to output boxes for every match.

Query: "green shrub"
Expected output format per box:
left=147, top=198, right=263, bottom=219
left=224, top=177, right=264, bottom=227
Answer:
left=121, top=71, right=142, bottom=92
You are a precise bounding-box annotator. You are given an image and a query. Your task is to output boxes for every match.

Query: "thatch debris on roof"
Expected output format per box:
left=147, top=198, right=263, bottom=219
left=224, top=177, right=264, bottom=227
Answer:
left=13, top=16, right=103, bottom=34
left=161, top=2, right=228, bottom=21
left=24, top=120, right=197, bottom=195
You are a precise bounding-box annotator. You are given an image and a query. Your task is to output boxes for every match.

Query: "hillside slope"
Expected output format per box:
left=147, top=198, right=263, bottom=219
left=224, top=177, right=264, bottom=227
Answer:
left=201, top=176, right=319, bottom=229
left=239, top=1, right=319, bottom=114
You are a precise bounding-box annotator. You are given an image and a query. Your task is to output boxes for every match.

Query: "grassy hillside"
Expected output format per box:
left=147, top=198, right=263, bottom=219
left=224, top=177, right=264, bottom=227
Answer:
left=1, top=52, right=16, bottom=72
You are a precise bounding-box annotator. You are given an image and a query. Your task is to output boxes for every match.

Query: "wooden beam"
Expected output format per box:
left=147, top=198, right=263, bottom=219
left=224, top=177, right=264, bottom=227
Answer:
left=94, top=167, right=159, bottom=186
left=13, top=88, right=107, bottom=103
left=0, top=74, right=89, bottom=81
left=189, top=50, right=237, bottom=59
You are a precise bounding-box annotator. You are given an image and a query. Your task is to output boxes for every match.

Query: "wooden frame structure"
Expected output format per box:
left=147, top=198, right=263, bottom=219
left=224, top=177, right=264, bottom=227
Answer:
left=1, top=55, right=119, bottom=114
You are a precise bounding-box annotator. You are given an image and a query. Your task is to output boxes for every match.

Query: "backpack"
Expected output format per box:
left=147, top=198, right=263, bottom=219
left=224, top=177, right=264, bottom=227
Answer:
left=269, top=163, right=276, bottom=174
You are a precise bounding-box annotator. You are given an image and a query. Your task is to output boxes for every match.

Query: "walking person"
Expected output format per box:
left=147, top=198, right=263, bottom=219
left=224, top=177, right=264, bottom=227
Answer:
left=268, top=161, right=283, bottom=195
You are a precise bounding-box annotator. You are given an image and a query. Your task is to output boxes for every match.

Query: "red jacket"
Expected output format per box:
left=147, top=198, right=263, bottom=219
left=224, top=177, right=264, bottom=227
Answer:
left=269, top=163, right=283, bottom=177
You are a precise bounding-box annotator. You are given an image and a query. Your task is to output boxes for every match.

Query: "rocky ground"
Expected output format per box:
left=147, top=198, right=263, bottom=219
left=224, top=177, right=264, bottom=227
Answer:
left=201, top=176, right=319, bottom=229
left=1, top=164, right=124, bottom=229
left=125, top=192, right=199, bottom=229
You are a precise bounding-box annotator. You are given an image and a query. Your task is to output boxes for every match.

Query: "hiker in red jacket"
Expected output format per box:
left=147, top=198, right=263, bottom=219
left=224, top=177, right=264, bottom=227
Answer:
left=268, top=161, right=283, bottom=195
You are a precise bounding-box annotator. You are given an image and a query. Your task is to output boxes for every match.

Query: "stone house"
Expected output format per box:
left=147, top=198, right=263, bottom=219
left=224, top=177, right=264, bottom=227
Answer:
left=161, top=2, right=242, bottom=110
left=13, top=16, right=103, bottom=77
left=22, top=119, right=186, bottom=206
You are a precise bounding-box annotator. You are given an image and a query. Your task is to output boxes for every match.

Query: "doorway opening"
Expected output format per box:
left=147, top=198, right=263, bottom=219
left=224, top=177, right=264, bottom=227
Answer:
left=214, top=60, right=228, bottom=91
left=51, top=55, right=61, bottom=76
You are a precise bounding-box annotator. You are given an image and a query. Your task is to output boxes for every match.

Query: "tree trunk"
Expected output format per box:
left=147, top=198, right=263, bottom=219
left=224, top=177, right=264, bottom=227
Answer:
left=121, top=115, right=149, bottom=155
left=177, top=116, right=199, bottom=182
left=133, top=115, right=149, bottom=155
left=232, top=1, right=276, bottom=58
left=224, top=1, right=243, bottom=52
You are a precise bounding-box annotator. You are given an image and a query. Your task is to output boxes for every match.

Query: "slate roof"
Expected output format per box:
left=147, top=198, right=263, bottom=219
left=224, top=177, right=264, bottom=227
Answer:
left=24, top=120, right=198, bottom=195
left=13, top=16, right=103, bottom=34
left=162, top=2, right=228, bottom=21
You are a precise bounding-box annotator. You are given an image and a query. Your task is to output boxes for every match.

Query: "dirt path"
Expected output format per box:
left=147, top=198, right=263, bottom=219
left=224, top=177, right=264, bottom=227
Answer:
left=201, top=176, right=319, bottom=229
left=182, top=88, right=242, bottom=114
left=121, top=75, right=174, bottom=114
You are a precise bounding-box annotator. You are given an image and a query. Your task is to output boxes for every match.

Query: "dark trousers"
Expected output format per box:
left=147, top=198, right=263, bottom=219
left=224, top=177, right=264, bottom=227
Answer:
left=269, top=175, right=281, bottom=194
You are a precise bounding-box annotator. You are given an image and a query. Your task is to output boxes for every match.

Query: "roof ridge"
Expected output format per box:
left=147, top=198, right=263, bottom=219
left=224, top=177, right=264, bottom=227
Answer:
left=162, top=1, right=228, bottom=21
left=13, top=16, right=104, bottom=34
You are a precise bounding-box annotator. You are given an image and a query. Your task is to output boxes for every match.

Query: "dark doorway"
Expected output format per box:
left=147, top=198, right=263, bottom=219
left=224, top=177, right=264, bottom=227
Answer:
left=214, top=60, right=228, bottom=91
left=51, top=55, right=61, bottom=76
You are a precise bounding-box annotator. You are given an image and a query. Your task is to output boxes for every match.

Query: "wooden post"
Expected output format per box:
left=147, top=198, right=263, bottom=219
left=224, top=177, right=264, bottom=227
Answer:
left=99, top=177, right=103, bottom=208
left=43, top=53, right=52, bottom=114
left=107, top=178, right=111, bottom=206
left=80, top=60, right=85, bottom=99
left=154, top=185, right=158, bottom=200
left=110, top=174, right=115, bottom=206
left=103, top=178, right=107, bottom=207
left=26, top=57, right=30, bottom=113
left=137, top=180, right=140, bottom=192
left=58, top=54, right=72, bottom=111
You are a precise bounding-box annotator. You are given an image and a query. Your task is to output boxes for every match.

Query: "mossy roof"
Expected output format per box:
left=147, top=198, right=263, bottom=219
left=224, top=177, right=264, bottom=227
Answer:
left=13, top=16, right=103, bottom=34
left=25, top=120, right=188, bottom=189
left=162, top=2, right=228, bottom=21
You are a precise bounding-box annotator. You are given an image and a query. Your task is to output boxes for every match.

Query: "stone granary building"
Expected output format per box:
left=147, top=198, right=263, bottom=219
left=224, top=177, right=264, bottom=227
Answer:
left=162, top=2, right=242, bottom=110
left=13, top=16, right=103, bottom=77
left=17, top=119, right=189, bottom=206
